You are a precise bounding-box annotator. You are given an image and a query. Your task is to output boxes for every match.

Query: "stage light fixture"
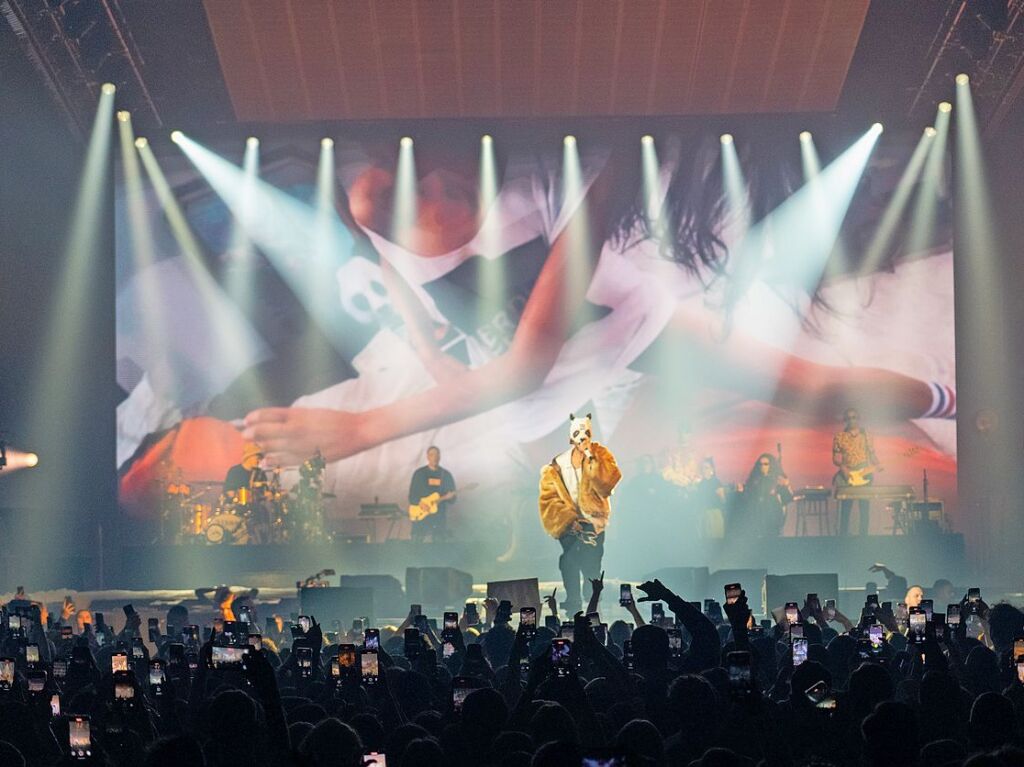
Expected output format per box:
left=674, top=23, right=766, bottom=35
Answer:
left=481, top=134, right=493, bottom=144
left=321, top=137, right=334, bottom=148
left=564, top=135, right=576, bottom=147
left=956, top=73, right=970, bottom=85
left=101, top=82, right=116, bottom=95
left=799, top=131, right=812, bottom=142
left=25, top=453, right=38, bottom=468
left=641, top=134, right=654, bottom=146
left=134, top=137, right=148, bottom=149
left=400, top=136, right=413, bottom=148
left=170, top=130, right=183, bottom=143
left=924, top=126, right=937, bottom=138
left=246, top=136, right=259, bottom=148
left=117, top=110, right=130, bottom=122
left=938, top=102, right=952, bottom=113
left=720, top=133, right=733, bottom=145
left=871, top=122, right=883, bottom=133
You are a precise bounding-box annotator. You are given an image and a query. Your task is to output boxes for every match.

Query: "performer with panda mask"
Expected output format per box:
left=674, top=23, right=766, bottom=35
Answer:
left=539, top=414, right=622, bottom=614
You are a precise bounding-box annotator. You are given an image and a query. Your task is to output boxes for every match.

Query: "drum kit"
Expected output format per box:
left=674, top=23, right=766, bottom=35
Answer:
left=158, top=454, right=334, bottom=545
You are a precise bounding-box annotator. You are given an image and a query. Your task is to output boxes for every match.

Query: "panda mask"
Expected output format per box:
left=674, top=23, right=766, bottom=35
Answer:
left=569, top=413, right=593, bottom=458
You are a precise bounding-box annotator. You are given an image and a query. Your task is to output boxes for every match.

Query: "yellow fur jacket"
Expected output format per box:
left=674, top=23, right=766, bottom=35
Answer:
left=538, top=443, right=622, bottom=539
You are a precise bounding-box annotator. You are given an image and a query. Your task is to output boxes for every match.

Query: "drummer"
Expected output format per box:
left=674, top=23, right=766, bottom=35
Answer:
left=223, top=442, right=267, bottom=504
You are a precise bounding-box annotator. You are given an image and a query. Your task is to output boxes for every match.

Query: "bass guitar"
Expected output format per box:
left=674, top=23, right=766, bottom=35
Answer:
left=409, top=482, right=478, bottom=522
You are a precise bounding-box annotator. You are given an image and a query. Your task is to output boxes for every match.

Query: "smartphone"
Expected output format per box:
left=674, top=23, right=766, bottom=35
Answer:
left=920, top=599, right=934, bottom=621
left=1012, top=637, right=1024, bottom=663
left=297, top=615, right=312, bottom=633
left=365, top=628, right=380, bottom=650
left=410, top=604, right=422, bottom=617
left=168, top=643, right=185, bottom=669
left=0, top=658, right=13, bottom=690
left=727, top=651, right=753, bottom=699
left=866, top=593, right=879, bottom=607
left=520, top=607, right=537, bottom=639
left=122, top=604, right=136, bottom=618
left=666, top=628, right=683, bottom=656
left=581, top=751, right=628, bottom=766
left=869, top=623, right=884, bottom=650
left=651, top=603, right=665, bottom=625
left=183, top=625, right=200, bottom=645
left=363, top=753, right=387, bottom=766
left=148, top=617, right=160, bottom=642
left=825, top=599, right=837, bottom=621
left=338, top=644, right=357, bottom=672
left=50, top=693, right=60, bottom=717
left=237, top=605, right=252, bottom=624
left=25, top=643, right=39, bottom=664
left=113, top=671, right=135, bottom=700
left=295, top=645, right=313, bottom=677
left=452, top=675, right=475, bottom=713
left=968, top=587, right=981, bottom=603
left=551, top=638, right=572, bottom=677
left=111, top=652, right=129, bottom=673
left=53, top=660, right=68, bottom=679
left=806, top=680, right=837, bottom=711
left=69, top=715, right=91, bottom=759
left=623, top=639, right=634, bottom=671
left=559, top=623, right=574, bottom=642
left=132, top=642, right=145, bottom=660
left=211, top=646, right=246, bottom=668
left=404, top=628, right=421, bottom=659
left=619, top=584, right=634, bottom=607
left=784, top=602, right=800, bottom=624
left=947, top=604, right=961, bottom=626
left=27, top=670, right=46, bottom=692
left=806, top=593, right=821, bottom=611
left=149, top=660, right=166, bottom=694
left=909, top=608, right=926, bottom=640
left=1017, top=658, right=1024, bottom=684
left=595, top=623, right=608, bottom=646
left=442, top=639, right=456, bottom=659
left=464, top=603, right=479, bottom=625
left=792, top=637, right=809, bottom=667
left=361, top=649, right=379, bottom=685
left=444, top=612, right=459, bottom=631
left=789, top=622, right=804, bottom=640
left=60, top=625, right=73, bottom=641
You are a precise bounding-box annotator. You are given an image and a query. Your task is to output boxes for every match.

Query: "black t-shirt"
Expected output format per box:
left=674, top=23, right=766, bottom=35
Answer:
left=223, top=464, right=266, bottom=494
left=408, top=466, right=456, bottom=516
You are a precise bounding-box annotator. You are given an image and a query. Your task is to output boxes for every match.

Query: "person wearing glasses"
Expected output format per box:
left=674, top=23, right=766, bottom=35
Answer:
left=833, top=408, right=882, bottom=536
left=734, top=453, right=791, bottom=537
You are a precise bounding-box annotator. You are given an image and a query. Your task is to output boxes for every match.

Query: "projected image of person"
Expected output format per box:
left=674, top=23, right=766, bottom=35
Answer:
left=240, top=138, right=955, bottom=492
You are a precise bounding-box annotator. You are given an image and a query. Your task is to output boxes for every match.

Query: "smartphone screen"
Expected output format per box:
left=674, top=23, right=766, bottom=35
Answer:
left=919, top=599, right=934, bottom=621
left=666, top=628, right=683, bottom=655
left=464, top=603, right=479, bottom=624
left=114, top=678, right=135, bottom=700
left=869, top=624, right=884, bottom=649
left=444, top=612, right=458, bottom=631
left=866, top=593, right=879, bottom=607
left=724, top=583, right=742, bottom=605
left=361, top=650, right=379, bottom=684
left=211, top=646, right=246, bottom=668
left=0, top=658, right=14, bottom=689
left=27, top=672, right=45, bottom=692
left=909, top=609, right=926, bottom=639
left=442, top=640, right=455, bottom=659
left=25, top=644, right=39, bottom=664
left=111, top=652, right=128, bottom=673
left=168, top=643, right=185, bottom=668
left=295, top=646, right=313, bottom=676
left=947, top=604, right=961, bottom=625
left=619, top=584, right=633, bottom=606
left=50, top=694, right=60, bottom=717
left=452, top=676, right=474, bottom=713
left=520, top=607, right=537, bottom=638
left=53, top=660, right=67, bottom=679
left=149, top=662, right=166, bottom=686
left=789, top=623, right=804, bottom=640
left=338, top=645, right=357, bottom=670
left=651, top=603, right=665, bottom=624
left=248, top=634, right=262, bottom=650
left=1013, top=637, right=1024, bottom=662
left=297, top=615, right=311, bottom=633
left=623, top=639, right=634, bottom=671
left=363, top=754, right=387, bottom=766
left=727, top=651, right=752, bottom=696
left=968, top=588, right=981, bottom=603
left=69, top=716, right=91, bottom=758
left=365, top=628, right=380, bottom=650
left=825, top=599, right=837, bottom=620
left=551, top=638, right=572, bottom=677
left=404, top=628, right=421, bottom=658
left=410, top=604, right=422, bottom=616
left=792, top=637, right=809, bottom=667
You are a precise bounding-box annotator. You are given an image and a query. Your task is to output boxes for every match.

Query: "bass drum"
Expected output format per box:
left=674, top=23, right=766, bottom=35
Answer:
left=203, top=513, right=249, bottom=545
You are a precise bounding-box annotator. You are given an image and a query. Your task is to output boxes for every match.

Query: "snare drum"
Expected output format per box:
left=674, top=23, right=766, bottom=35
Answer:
left=203, top=513, right=249, bottom=545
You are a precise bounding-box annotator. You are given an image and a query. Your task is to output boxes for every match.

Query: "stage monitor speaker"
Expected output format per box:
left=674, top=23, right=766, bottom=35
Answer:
left=708, top=569, right=768, bottom=616
left=405, top=567, right=473, bottom=608
left=641, top=567, right=709, bottom=603
left=487, top=578, right=541, bottom=615
left=300, top=587, right=375, bottom=626
left=338, top=575, right=405, bottom=619
left=765, top=573, right=839, bottom=613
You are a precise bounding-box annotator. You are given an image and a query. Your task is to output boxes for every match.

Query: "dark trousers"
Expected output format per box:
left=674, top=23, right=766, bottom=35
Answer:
left=839, top=499, right=870, bottom=536
left=558, top=531, right=605, bottom=614
left=412, top=510, right=447, bottom=542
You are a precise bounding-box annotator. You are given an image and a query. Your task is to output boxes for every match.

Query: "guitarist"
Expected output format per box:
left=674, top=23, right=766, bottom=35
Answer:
left=408, top=446, right=457, bottom=542
left=833, top=408, right=882, bottom=537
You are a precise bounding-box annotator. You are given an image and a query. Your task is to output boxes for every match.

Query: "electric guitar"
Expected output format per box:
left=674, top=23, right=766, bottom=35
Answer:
left=409, top=482, right=478, bottom=522
left=838, top=464, right=884, bottom=487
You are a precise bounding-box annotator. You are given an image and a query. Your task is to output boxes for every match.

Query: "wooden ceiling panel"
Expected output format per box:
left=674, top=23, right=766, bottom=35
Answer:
left=202, top=0, right=870, bottom=121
